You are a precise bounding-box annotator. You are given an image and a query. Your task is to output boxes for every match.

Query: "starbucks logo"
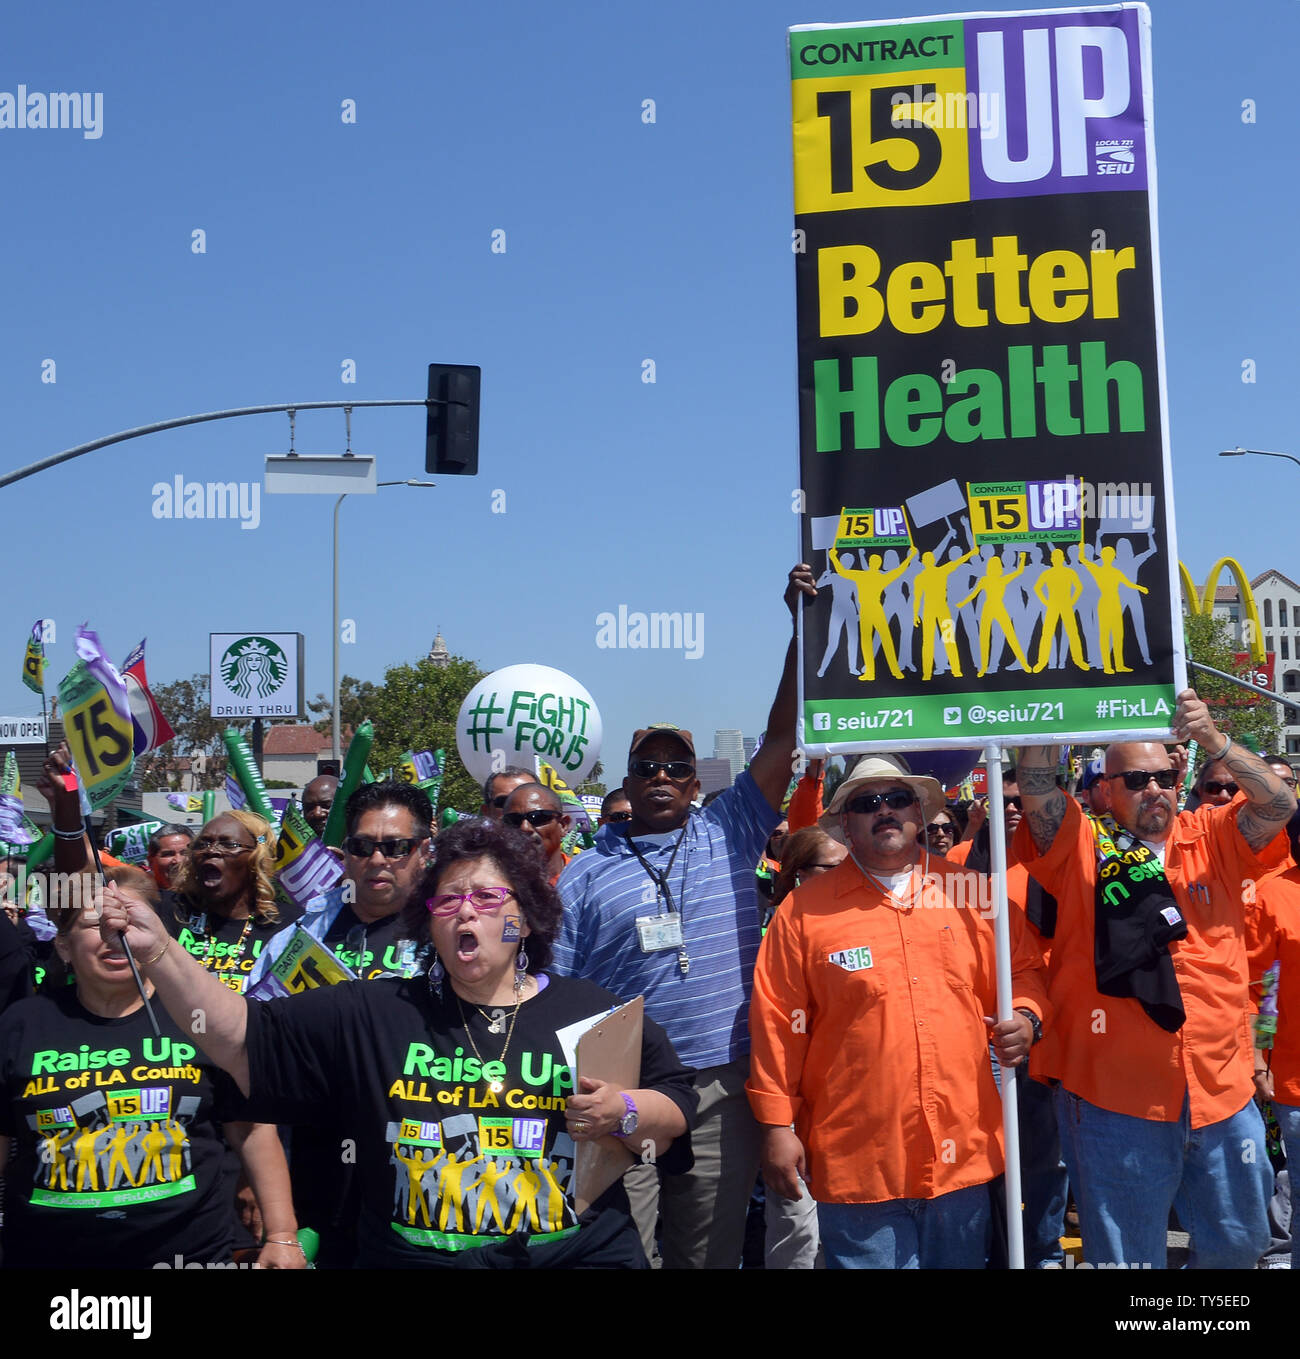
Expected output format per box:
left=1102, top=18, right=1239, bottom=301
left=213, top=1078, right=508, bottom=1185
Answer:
left=220, top=637, right=288, bottom=699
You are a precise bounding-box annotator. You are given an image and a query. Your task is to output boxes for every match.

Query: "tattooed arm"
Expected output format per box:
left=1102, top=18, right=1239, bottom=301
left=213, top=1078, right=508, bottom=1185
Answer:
left=1015, top=745, right=1070, bottom=854
left=1173, top=689, right=1296, bottom=851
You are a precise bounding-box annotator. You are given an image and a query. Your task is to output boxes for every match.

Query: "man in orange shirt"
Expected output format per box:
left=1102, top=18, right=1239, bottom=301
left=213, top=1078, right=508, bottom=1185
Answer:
left=748, top=753, right=1048, bottom=1269
left=1015, top=689, right=1295, bottom=1268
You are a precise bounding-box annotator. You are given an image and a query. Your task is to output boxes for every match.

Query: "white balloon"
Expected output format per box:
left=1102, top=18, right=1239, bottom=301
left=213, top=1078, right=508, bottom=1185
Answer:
left=456, top=664, right=604, bottom=789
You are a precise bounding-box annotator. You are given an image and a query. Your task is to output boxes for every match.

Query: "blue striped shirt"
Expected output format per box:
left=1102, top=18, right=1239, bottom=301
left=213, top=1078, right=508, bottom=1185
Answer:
left=553, top=771, right=778, bottom=1068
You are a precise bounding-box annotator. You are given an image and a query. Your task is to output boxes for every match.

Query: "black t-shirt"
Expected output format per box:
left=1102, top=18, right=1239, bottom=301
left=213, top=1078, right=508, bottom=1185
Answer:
left=323, top=905, right=426, bottom=980
left=243, top=974, right=697, bottom=1268
left=0, top=988, right=246, bottom=1269
left=162, top=891, right=302, bottom=995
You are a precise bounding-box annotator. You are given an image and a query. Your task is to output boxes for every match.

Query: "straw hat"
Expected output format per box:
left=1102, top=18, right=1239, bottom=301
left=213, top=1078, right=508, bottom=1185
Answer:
left=819, top=753, right=946, bottom=828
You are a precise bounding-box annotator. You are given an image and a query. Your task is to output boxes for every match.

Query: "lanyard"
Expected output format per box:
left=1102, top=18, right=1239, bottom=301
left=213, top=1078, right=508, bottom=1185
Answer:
left=627, top=826, right=689, bottom=916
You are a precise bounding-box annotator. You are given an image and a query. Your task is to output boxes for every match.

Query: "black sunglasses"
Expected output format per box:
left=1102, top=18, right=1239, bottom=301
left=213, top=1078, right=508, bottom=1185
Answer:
left=628, top=759, right=695, bottom=781
left=1201, top=780, right=1239, bottom=796
left=1003, top=796, right=1022, bottom=810
left=846, top=790, right=917, bottom=814
left=926, top=821, right=955, bottom=836
left=343, top=834, right=426, bottom=859
left=489, top=794, right=511, bottom=808
left=1107, top=769, right=1178, bottom=791
left=604, top=810, right=633, bottom=822
left=503, top=809, right=565, bottom=829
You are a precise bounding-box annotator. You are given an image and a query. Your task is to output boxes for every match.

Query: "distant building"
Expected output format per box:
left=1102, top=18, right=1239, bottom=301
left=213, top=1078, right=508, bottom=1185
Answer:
left=1207, top=569, right=1300, bottom=759
left=428, top=631, right=450, bottom=668
left=743, top=736, right=757, bottom=763
left=695, top=757, right=734, bottom=797
left=713, top=729, right=746, bottom=783
left=263, top=724, right=334, bottom=786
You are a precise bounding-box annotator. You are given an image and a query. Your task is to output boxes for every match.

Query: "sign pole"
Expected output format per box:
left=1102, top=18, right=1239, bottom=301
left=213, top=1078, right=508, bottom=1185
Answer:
left=984, top=742, right=1024, bottom=1269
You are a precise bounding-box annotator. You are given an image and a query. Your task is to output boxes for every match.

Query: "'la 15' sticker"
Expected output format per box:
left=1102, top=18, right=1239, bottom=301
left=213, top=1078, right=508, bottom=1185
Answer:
left=828, top=946, right=873, bottom=972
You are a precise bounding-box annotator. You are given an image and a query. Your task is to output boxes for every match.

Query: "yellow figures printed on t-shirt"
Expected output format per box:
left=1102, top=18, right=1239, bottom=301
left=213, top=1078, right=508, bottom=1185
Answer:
left=137, top=1123, right=169, bottom=1185
left=395, top=1145, right=440, bottom=1228
left=831, top=547, right=915, bottom=681
left=1080, top=546, right=1148, bottom=675
left=957, top=554, right=1032, bottom=677
left=1033, top=550, right=1088, bottom=673
left=472, top=1158, right=512, bottom=1234
left=72, top=1126, right=100, bottom=1191
left=536, top=1156, right=568, bottom=1233
left=42, top=1128, right=73, bottom=1190
left=508, top=1166, right=544, bottom=1233
left=166, top=1120, right=187, bottom=1180
left=913, top=549, right=978, bottom=680
left=436, top=1152, right=480, bottom=1234
left=105, top=1124, right=138, bottom=1190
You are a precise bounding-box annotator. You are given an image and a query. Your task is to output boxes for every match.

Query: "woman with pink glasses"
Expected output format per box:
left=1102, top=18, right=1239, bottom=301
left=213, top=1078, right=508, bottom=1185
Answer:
left=97, top=818, right=696, bottom=1269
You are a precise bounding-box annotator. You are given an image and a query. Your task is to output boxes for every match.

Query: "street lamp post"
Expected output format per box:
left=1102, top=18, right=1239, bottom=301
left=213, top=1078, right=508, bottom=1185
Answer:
left=1219, top=446, right=1300, bottom=471
left=332, top=479, right=435, bottom=763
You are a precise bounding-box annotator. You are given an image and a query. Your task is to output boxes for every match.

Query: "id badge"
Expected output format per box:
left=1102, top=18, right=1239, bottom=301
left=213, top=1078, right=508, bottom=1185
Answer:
left=636, top=912, right=684, bottom=953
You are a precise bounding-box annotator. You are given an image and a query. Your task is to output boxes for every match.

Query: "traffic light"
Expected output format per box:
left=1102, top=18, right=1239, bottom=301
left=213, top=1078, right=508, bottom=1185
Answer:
left=425, top=363, right=481, bottom=476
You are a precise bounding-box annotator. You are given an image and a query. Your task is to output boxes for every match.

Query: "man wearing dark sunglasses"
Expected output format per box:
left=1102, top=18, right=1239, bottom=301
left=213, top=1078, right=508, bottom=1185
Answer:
left=479, top=766, right=536, bottom=823
left=246, top=779, right=435, bottom=1266
left=598, top=789, right=632, bottom=826
left=553, top=564, right=815, bottom=1270
left=502, top=783, right=571, bottom=884
left=1014, top=688, right=1297, bottom=1270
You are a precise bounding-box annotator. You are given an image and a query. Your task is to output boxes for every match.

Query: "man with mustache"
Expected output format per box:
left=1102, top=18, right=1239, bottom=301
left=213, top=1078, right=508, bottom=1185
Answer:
left=553, top=566, right=812, bottom=1269
left=747, top=753, right=1049, bottom=1268
left=1014, top=690, right=1296, bottom=1268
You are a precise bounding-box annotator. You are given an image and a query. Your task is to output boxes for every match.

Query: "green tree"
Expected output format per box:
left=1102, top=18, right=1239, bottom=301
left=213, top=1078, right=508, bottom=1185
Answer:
left=133, top=673, right=227, bottom=791
left=362, top=655, right=488, bottom=815
left=308, top=675, right=380, bottom=738
left=1184, top=612, right=1282, bottom=755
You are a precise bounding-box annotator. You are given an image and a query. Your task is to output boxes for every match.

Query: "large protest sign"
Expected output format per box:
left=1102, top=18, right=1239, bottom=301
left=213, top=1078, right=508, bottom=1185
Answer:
left=792, top=5, right=1183, bottom=753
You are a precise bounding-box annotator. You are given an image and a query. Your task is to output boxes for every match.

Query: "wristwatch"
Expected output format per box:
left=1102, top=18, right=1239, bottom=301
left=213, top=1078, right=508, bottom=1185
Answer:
left=612, top=1092, right=639, bottom=1137
left=1016, top=1008, right=1043, bottom=1045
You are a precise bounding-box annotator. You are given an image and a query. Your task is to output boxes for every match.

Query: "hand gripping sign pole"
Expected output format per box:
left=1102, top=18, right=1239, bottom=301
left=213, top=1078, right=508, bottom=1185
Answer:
left=983, top=743, right=1023, bottom=1270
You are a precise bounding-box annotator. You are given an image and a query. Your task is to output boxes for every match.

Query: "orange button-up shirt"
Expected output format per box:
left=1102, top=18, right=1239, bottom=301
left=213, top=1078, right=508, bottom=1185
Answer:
left=1247, top=866, right=1300, bottom=1105
left=1013, top=795, right=1288, bottom=1127
left=746, top=858, right=1048, bottom=1204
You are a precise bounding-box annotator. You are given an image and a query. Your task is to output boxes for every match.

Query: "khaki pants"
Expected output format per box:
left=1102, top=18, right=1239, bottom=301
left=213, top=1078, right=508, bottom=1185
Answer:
left=624, top=1056, right=762, bottom=1269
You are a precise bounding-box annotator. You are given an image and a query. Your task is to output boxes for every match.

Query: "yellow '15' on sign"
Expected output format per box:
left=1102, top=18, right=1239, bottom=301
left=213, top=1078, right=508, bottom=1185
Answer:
left=64, top=692, right=133, bottom=792
left=792, top=70, right=971, bottom=214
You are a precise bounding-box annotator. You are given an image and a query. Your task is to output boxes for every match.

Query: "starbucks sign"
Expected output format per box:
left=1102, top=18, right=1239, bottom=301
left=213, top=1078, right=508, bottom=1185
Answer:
left=209, top=633, right=304, bottom=718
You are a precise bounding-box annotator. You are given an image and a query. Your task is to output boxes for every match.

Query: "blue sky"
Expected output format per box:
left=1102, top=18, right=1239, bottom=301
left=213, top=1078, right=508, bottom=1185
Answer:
left=0, top=0, right=1295, bottom=770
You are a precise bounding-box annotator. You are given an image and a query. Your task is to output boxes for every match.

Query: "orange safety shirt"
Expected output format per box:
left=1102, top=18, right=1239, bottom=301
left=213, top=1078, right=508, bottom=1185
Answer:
left=1013, top=794, right=1287, bottom=1127
left=1248, top=865, right=1300, bottom=1106
left=747, top=856, right=1048, bottom=1204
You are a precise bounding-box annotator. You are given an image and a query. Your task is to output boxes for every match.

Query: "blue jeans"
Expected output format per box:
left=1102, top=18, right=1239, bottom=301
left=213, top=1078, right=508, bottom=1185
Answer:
left=817, top=1184, right=991, bottom=1269
left=1054, top=1086, right=1272, bottom=1268
left=1271, top=1102, right=1300, bottom=1269
left=1019, top=1070, right=1068, bottom=1267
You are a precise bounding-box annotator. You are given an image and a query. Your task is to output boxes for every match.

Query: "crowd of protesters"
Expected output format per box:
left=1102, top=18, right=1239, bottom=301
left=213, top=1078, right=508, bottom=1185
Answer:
left=1, top=563, right=1298, bottom=1270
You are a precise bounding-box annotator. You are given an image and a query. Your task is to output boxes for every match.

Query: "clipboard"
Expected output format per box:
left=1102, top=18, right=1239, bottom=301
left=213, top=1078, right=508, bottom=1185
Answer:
left=572, top=995, right=643, bottom=1213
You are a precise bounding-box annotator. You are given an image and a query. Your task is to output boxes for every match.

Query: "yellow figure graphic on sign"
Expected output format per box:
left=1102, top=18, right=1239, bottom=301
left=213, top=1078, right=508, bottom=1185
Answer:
left=470, top=1158, right=512, bottom=1234
left=831, top=547, right=916, bottom=682
left=1033, top=549, right=1089, bottom=673
left=508, top=1166, right=544, bottom=1233
left=43, top=1129, right=73, bottom=1190
left=72, top=1126, right=101, bottom=1191
left=913, top=548, right=978, bottom=681
left=105, top=1124, right=138, bottom=1190
left=957, top=554, right=1032, bottom=677
left=395, top=1145, right=440, bottom=1227
left=1081, top=546, right=1149, bottom=674
left=436, top=1152, right=480, bottom=1233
